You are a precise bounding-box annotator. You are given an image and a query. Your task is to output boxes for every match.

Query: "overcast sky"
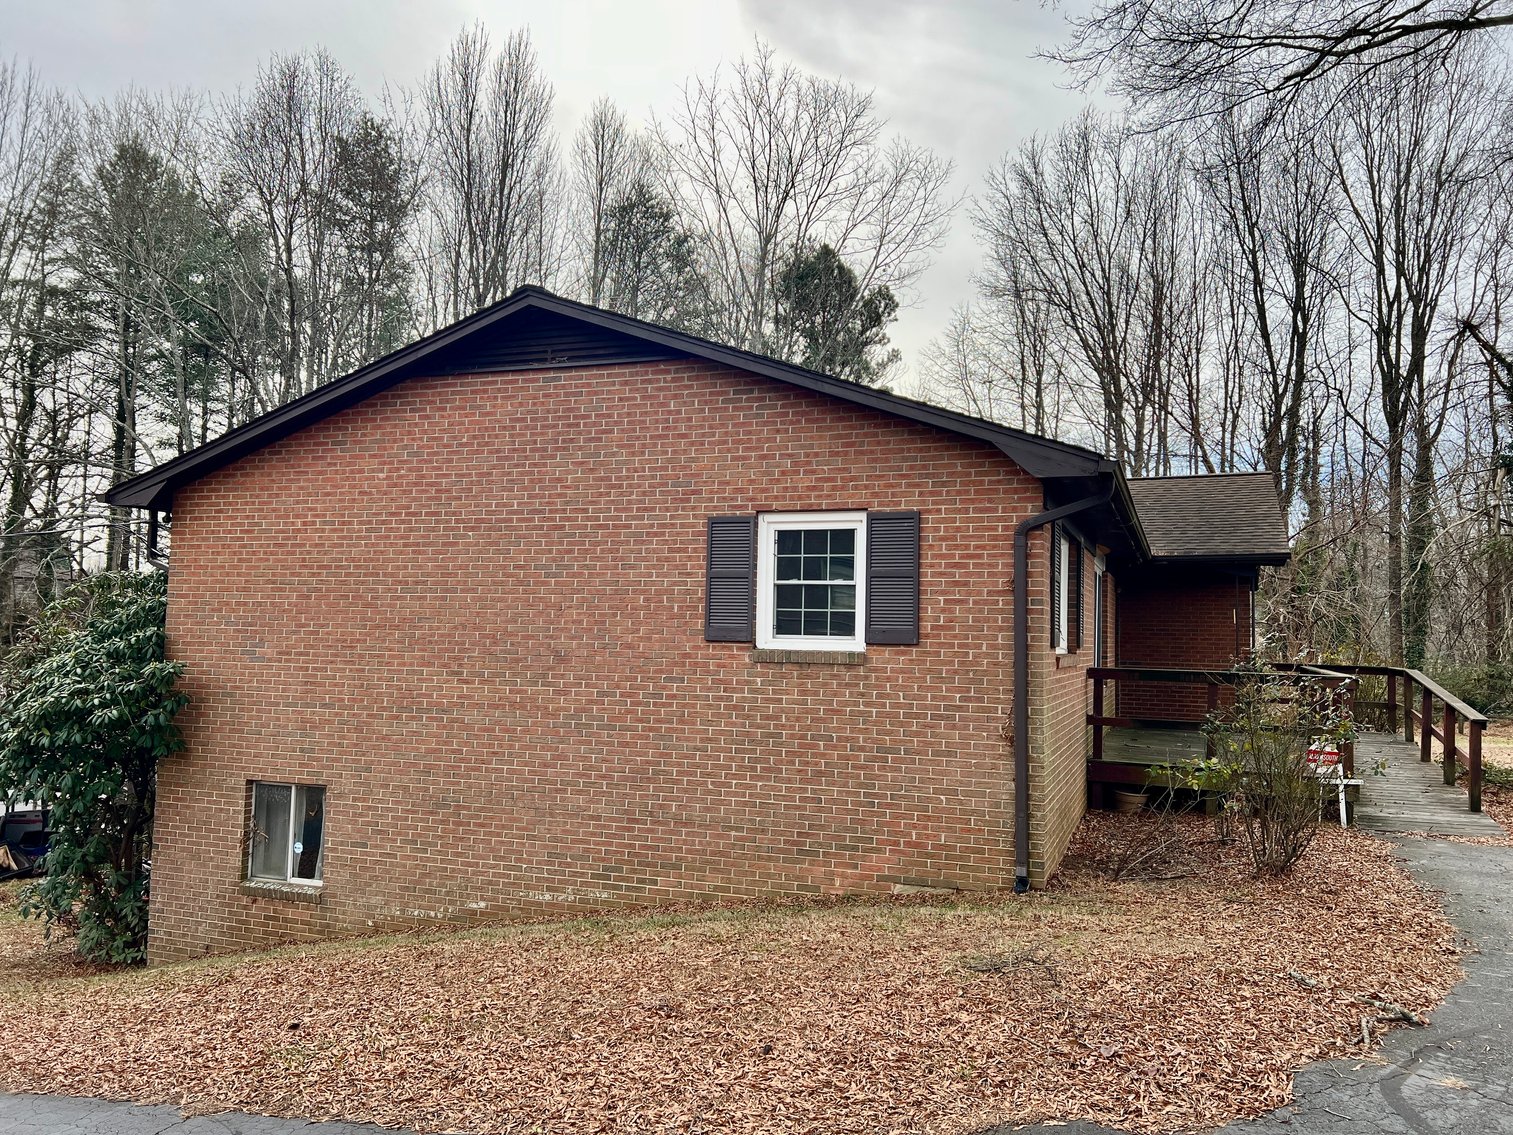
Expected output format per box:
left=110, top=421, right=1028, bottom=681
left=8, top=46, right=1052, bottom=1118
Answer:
left=0, top=0, right=1096, bottom=381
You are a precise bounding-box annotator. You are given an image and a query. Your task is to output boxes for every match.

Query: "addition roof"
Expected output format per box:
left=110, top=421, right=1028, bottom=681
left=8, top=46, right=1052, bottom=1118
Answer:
left=1125, top=472, right=1292, bottom=565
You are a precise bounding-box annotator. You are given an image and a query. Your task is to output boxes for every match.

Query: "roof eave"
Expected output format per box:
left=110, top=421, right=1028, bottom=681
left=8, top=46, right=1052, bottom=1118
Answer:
left=1109, top=467, right=1152, bottom=561
left=1143, top=552, right=1292, bottom=567
left=514, top=291, right=1109, bottom=480
left=105, top=287, right=1115, bottom=510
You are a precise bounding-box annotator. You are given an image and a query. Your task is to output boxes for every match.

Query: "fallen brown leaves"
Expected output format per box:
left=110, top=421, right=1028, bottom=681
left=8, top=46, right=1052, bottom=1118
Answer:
left=0, top=884, right=110, bottom=984
left=0, top=821, right=1462, bottom=1135
left=1478, top=784, right=1513, bottom=839
left=1479, top=727, right=1513, bottom=836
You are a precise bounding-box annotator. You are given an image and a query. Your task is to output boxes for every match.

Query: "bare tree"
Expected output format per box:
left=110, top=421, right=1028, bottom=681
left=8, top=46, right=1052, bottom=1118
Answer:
left=1449, top=143, right=1513, bottom=666
left=973, top=113, right=1212, bottom=473
left=414, top=25, right=562, bottom=325
left=221, top=49, right=365, bottom=403
left=1197, top=105, right=1342, bottom=512
left=917, top=301, right=1070, bottom=436
left=0, top=62, right=82, bottom=632
left=1329, top=49, right=1498, bottom=664
left=653, top=41, right=953, bottom=362
left=571, top=98, right=648, bottom=307
left=1054, top=0, right=1513, bottom=119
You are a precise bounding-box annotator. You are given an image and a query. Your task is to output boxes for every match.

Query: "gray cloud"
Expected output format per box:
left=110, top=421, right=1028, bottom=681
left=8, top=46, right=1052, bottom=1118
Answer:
left=0, top=0, right=1096, bottom=379
left=740, top=0, right=1094, bottom=381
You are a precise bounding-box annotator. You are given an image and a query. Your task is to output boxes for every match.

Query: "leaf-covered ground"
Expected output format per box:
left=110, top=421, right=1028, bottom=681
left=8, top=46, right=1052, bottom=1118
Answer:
left=1477, top=721, right=1513, bottom=835
left=0, top=819, right=1467, bottom=1135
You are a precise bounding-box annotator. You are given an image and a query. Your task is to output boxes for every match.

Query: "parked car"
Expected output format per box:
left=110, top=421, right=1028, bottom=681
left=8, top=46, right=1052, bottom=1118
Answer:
left=0, top=808, right=48, bottom=878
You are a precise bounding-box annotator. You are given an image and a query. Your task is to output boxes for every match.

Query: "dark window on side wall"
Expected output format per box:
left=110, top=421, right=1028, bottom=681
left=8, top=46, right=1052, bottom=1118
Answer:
left=249, top=782, right=325, bottom=884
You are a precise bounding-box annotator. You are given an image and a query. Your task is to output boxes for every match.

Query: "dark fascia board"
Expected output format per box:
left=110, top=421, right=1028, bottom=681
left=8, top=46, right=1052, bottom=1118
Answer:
left=1111, top=469, right=1151, bottom=561
left=1044, top=470, right=1150, bottom=563
left=105, top=286, right=1113, bottom=511
left=1144, top=552, right=1291, bottom=568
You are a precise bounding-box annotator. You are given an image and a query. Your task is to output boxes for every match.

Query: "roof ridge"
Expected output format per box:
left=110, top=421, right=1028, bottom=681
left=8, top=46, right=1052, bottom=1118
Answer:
left=104, top=290, right=1121, bottom=513
left=1127, top=470, right=1275, bottom=482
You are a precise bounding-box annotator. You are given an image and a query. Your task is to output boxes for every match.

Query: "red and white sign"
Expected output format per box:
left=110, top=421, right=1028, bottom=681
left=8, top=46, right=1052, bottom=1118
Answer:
left=1307, top=743, right=1341, bottom=770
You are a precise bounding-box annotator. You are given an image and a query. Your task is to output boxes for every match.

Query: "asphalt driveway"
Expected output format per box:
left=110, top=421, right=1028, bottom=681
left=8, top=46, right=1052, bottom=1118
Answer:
left=997, top=835, right=1513, bottom=1135
left=0, top=1092, right=394, bottom=1133
left=2, top=836, right=1509, bottom=1135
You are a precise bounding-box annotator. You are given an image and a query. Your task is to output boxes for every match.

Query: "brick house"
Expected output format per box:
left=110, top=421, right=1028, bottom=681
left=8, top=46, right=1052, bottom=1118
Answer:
left=107, top=288, right=1289, bottom=964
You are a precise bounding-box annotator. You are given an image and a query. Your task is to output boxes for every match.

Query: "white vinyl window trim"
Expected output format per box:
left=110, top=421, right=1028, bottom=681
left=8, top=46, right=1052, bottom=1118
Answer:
left=755, top=511, right=867, bottom=652
left=1093, top=552, right=1107, bottom=665
left=1055, top=530, right=1071, bottom=655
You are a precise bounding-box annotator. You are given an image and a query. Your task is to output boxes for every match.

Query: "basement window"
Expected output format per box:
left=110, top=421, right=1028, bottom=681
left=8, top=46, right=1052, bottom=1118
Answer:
left=248, top=782, right=325, bottom=886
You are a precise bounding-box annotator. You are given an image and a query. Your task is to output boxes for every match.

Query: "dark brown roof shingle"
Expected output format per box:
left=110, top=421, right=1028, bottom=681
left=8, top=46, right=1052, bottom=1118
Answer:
left=1125, top=472, right=1291, bottom=563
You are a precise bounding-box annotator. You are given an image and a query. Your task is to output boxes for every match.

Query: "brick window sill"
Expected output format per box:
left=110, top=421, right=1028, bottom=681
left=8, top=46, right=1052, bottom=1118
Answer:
left=240, top=879, right=323, bottom=904
left=751, top=649, right=865, bottom=665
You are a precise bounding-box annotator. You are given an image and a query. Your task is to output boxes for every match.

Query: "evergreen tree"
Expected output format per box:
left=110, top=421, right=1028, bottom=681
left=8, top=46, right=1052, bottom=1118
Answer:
left=774, top=244, right=900, bottom=385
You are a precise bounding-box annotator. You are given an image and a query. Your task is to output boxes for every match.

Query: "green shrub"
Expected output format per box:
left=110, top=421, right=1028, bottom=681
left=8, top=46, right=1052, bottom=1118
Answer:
left=1428, top=662, right=1513, bottom=718
left=0, top=572, right=186, bottom=964
left=1199, top=663, right=1356, bottom=875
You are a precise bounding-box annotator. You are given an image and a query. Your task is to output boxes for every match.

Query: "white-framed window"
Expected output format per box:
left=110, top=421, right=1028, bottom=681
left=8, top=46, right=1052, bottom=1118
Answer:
left=248, top=782, right=326, bottom=885
left=1054, top=528, right=1071, bottom=654
left=755, top=511, right=866, bottom=652
left=1093, top=551, right=1107, bottom=665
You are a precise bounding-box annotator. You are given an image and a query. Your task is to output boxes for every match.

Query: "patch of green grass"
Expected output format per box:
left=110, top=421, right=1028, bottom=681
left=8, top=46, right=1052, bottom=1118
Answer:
left=1482, top=762, right=1513, bottom=788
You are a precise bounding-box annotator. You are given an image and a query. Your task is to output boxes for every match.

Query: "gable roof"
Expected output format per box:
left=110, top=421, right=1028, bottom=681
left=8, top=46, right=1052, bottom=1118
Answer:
left=1125, top=472, right=1291, bottom=564
left=104, top=286, right=1116, bottom=512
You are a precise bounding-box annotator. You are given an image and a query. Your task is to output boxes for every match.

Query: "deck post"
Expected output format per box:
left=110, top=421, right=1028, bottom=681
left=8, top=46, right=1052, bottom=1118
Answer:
left=1206, top=681, right=1219, bottom=759
left=1091, top=673, right=1104, bottom=762
left=1386, top=672, right=1398, bottom=734
left=1443, top=703, right=1457, bottom=786
left=1404, top=672, right=1415, bottom=744
left=1420, top=687, right=1433, bottom=762
left=1341, top=681, right=1356, bottom=776
left=1470, top=723, right=1482, bottom=811
left=1469, top=721, right=1484, bottom=813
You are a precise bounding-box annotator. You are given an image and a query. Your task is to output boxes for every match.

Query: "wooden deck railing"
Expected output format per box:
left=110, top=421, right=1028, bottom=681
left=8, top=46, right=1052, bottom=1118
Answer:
left=1278, top=663, right=1488, bottom=813
left=1087, top=665, right=1358, bottom=774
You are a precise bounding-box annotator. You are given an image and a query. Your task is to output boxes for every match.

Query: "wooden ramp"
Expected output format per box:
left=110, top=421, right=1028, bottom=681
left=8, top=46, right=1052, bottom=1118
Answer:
left=1098, top=727, right=1206, bottom=766
left=1353, top=732, right=1505, bottom=838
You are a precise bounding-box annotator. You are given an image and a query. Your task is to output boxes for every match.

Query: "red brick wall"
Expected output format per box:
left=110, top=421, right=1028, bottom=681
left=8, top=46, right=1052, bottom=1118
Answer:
left=149, top=358, right=1065, bottom=963
left=1116, top=566, right=1254, bottom=721
left=1027, top=542, right=1117, bottom=881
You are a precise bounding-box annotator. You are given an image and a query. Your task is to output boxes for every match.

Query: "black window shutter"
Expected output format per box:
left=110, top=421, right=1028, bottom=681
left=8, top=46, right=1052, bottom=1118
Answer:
left=1072, top=540, right=1084, bottom=651
left=1049, top=522, right=1062, bottom=649
left=705, top=515, right=756, bottom=642
left=865, top=510, right=920, bottom=645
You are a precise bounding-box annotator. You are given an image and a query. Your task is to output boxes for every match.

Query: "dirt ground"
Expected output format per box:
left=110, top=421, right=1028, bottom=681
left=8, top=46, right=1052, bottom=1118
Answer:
left=0, top=816, right=1468, bottom=1135
left=1483, top=720, right=1513, bottom=765
left=1476, top=720, right=1513, bottom=833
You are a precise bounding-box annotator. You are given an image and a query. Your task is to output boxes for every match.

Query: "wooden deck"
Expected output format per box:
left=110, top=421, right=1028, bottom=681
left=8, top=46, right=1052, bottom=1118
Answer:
left=1353, top=732, right=1506, bottom=837
left=1088, top=728, right=1506, bottom=838
left=1085, top=727, right=1211, bottom=808
left=1097, top=727, right=1207, bottom=766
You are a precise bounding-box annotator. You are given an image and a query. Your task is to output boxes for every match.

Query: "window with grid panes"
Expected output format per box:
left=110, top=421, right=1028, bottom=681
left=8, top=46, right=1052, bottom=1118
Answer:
left=755, top=512, right=866, bottom=652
